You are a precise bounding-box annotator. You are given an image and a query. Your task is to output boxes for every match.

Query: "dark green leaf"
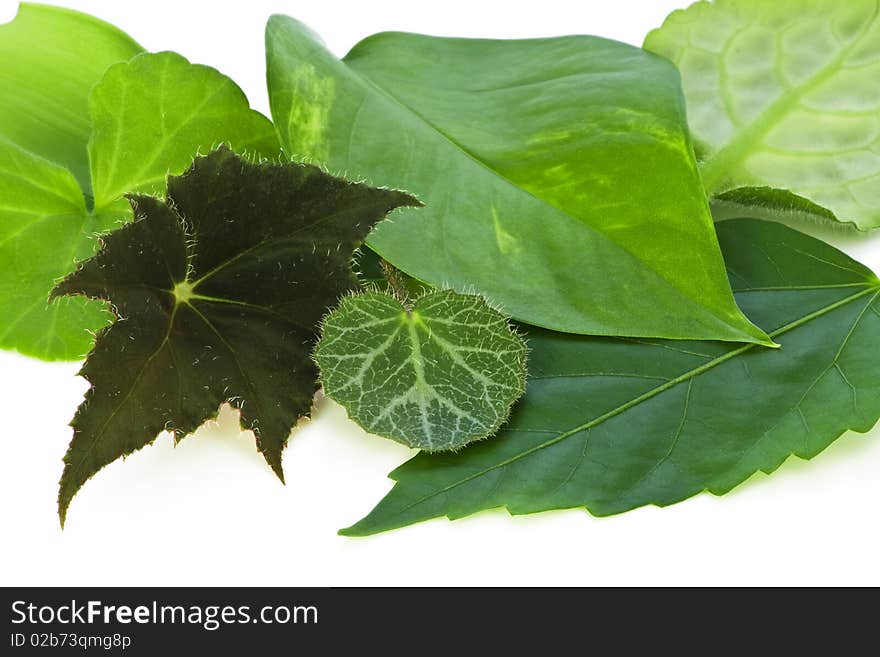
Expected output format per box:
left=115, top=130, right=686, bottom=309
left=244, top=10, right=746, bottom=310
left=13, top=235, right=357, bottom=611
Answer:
left=266, top=16, right=772, bottom=346
left=51, top=147, right=418, bottom=526
left=343, top=219, right=880, bottom=536
left=315, top=289, right=527, bottom=451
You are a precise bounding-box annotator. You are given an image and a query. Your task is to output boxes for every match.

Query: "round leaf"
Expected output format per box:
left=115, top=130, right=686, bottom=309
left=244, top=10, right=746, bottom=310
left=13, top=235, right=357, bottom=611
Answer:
left=316, top=290, right=527, bottom=452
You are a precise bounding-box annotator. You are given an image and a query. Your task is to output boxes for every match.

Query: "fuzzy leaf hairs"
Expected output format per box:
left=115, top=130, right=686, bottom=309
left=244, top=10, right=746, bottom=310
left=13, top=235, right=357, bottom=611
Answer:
left=50, top=146, right=419, bottom=525
left=315, top=288, right=527, bottom=451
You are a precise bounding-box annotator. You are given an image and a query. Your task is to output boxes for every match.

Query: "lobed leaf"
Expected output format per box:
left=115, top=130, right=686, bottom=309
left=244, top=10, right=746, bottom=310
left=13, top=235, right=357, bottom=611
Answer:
left=51, top=147, right=418, bottom=526
left=343, top=219, right=880, bottom=536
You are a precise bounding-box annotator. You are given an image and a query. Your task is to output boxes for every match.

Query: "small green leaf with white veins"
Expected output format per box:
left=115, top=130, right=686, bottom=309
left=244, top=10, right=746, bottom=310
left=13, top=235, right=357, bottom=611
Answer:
left=316, top=290, right=527, bottom=451
left=645, top=0, right=880, bottom=229
left=50, top=147, right=418, bottom=526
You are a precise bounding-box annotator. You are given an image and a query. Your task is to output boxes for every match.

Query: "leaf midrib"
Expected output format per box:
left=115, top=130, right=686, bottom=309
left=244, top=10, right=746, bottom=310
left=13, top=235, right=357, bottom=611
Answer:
left=342, top=55, right=752, bottom=336
left=699, top=0, right=880, bottom=195
left=186, top=196, right=398, bottom=290
left=384, top=284, right=880, bottom=520
left=63, top=301, right=181, bottom=520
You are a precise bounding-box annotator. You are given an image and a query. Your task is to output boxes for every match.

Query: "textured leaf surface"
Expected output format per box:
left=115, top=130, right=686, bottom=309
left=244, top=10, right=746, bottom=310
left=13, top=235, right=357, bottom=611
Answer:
left=343, top=219, right=880, bottom=536
left=51, top=148, right=417, bottom=525
left=266, top=17, right=771, bottom=345
left=645, top=0, right=880, bottom=229
left=0, top=6, right=279, bottom=360
left=710, top=187, right=839, bottom=225
left=316, top=290, right=526, bottom=451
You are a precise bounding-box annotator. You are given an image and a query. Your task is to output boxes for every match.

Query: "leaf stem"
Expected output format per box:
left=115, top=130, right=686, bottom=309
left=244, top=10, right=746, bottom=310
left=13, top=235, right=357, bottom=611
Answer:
left=381, top=260, right=412, bottom=310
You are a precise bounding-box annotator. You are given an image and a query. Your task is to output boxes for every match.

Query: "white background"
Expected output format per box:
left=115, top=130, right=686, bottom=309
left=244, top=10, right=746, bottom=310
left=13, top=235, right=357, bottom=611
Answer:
left=2, top=0, right=880, bottom=587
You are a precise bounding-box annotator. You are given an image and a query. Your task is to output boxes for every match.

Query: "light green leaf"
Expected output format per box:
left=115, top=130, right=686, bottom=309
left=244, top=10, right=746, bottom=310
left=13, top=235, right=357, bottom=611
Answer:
left=0, top=2, right=143, bottom=194
left=645, top=0, right=880, bottom=230
left=342, top=219, right=880, bottom=536
left=0, top=5, right=279, bottom=360
left=89, top=51, right=280, bottom=213
left=266, top=16, right=772, bottom=346
left=315, top=290, right=527, bottom=451
left=0, top=142, right=111, bottom=358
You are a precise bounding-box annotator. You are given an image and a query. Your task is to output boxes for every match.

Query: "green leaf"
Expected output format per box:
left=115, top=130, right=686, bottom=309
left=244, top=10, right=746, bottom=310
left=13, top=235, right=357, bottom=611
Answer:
left=645, top=0, right=880, bottom=230
left=89, top=51, right=280, bottom=213
left=710, top=187, right=838, bottom=225
left=266, top=16, right=772, bottom=346
left=51, top=147, right=418, bottom=526
left=0, top=2, right=143, bottom=194
left=0, top=4, right=280, bottom=360
left=342, top=219, right=880, bottom=536
left=315, top=289, right=527, bottom=451
left=0, top=142, right=111, bottom=358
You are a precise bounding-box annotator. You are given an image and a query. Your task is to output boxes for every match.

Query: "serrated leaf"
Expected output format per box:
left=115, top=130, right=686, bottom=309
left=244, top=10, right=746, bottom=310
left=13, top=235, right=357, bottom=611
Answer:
left=266, top=16, right=772, bottom=346
left=342, top=219, right=880, bottom=536
left=645, top=0, right=880, bottom=230
left=51, top=147, right=418, bottom=526
left=315, top=290, right=527, bottom=451
left=0, top=4, right=279, bottom=360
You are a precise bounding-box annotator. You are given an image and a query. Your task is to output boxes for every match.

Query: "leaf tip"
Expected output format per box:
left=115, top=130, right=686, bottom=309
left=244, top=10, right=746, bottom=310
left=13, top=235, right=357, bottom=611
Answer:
left=57, top=492, right=71, bottom=530
left=266, top=455, right=286, bottom=485
left=337, top=524, right=365, bottom=538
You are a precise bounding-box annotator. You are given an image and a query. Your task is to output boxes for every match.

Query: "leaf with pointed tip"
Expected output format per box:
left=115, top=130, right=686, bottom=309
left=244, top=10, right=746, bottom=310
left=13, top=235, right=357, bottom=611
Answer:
left=51, top=147, right=418, bottom=526
left=0, top=4, right=279, bottom=360
left=266, top=16, right=772, bottom=346
left=710, top=187, right=839, bottom=225
left=343, top=219, right=880, bottom=536
left=315, top=290, right=527, bottom=451
left=645, top=0, right=880, bottom=229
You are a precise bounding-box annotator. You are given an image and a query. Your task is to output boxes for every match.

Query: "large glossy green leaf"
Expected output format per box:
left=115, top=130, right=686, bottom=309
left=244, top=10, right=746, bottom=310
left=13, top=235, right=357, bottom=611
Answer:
left=266, top=16, right=772, bottom=346
left=0, top=4, right=279, bottom=360
left=645, top=0, right=880, bottom=230
left=51, top=147, right=417, bottom=526
left=343, top=219, right=880, bottom=536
